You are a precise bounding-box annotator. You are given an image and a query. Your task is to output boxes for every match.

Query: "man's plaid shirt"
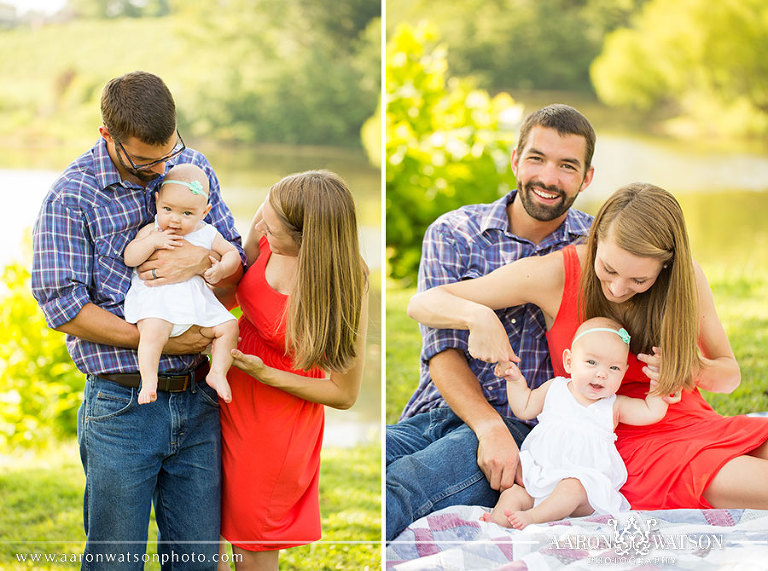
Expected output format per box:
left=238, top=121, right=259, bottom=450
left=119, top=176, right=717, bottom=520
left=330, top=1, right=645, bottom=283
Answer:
left=400, top=190, right=592, bottom=424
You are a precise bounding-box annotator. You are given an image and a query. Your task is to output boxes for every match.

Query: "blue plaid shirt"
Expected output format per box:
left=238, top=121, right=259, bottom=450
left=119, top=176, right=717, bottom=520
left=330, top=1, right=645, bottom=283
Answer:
left=400, top=189, right=593, bottom=423
left=31, top=138, right=245, bottom=376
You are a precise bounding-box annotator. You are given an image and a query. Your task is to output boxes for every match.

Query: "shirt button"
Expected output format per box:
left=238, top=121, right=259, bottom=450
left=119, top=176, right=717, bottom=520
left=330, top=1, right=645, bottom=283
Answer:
left=511, top=319, right=517, bottom=324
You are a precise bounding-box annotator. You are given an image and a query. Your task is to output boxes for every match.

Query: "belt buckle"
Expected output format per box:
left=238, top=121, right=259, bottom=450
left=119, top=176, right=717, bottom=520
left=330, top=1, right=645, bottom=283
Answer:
left=158, top=374, right=189, bottom=392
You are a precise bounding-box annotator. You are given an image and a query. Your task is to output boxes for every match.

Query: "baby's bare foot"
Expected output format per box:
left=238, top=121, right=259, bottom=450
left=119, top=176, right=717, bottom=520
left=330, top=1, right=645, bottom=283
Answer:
left=480, top=508, right=513, bottom=527
left=206, top=371, right=232, bottom=403
left=506, top=510, right=533, bottom=530
left=138, top=387, right=157, bottom=405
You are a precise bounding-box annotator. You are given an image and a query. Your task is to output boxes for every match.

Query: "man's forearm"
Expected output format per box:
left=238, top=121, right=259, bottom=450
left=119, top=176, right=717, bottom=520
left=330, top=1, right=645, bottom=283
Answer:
left=430, top=349, right=507, bottom=434
left=55, top=303, right=139, bottom=349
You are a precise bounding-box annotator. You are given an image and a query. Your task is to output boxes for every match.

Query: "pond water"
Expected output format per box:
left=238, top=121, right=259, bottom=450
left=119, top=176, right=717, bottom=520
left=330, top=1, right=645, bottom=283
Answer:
left=576, top=133, right=768, bottom=271
left=1, top=142, right=381, bottom=448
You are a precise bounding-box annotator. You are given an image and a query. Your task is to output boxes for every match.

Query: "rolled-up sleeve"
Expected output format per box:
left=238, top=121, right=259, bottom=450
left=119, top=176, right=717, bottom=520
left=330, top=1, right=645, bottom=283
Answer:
left=31, top=198, right=93, bottom=329
left=417, top=221, right=471, bottom=363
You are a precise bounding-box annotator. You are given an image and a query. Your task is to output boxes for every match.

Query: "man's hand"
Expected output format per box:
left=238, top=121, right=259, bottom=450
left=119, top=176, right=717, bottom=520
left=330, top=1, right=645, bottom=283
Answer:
left=476, top=423, right=521, bottom=491
left=137, top=240, right=210, bottom=286
left=163, top=326, right=213, bottom=355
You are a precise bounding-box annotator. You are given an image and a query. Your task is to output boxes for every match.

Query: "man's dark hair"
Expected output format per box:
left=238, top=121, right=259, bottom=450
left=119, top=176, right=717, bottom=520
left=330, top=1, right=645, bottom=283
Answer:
left=517, top=104, right=596, bottom=170
left=100, top=71, right=176, bottom=145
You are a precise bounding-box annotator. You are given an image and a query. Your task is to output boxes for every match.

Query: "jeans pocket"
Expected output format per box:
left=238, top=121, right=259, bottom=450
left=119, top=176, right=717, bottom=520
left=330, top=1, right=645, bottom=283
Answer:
left=197, top=384, right=221, bottom=408
left=87, top=385, right=134, bottom=421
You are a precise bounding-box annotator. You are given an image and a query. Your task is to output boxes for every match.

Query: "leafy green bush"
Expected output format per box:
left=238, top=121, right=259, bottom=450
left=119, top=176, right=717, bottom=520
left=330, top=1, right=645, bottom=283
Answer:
left=385, top=23, right=520, bottom=283
left=0, top=261, right=83, bottom=451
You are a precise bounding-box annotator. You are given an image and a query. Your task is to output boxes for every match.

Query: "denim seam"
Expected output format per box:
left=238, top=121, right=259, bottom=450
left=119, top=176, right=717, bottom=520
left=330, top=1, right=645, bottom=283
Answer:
left=414, top=470, right=487, bottom=521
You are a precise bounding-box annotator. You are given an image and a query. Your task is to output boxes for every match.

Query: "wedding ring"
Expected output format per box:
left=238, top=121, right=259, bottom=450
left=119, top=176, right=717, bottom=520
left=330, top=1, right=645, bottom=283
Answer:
left=152, top=269, right=158, bottom=280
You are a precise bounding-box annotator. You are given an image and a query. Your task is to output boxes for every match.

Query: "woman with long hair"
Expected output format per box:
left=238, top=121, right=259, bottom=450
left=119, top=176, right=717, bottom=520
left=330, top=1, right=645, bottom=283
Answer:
left=218, top=170, right=368, bottom=570
left=408, top=183, right=768, bottom=513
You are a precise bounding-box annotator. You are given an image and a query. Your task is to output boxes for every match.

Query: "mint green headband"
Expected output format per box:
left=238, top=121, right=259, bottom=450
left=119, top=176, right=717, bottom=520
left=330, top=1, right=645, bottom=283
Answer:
left=573, top=327, right=631, bottom=345
left=161, top=179, right=207, bottom=196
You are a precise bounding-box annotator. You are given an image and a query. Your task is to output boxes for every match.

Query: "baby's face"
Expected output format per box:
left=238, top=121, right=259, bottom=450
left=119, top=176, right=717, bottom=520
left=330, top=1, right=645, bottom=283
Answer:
left=155, top=182, right=209, bottom=235
left=567, top=331, right=629, bottom=403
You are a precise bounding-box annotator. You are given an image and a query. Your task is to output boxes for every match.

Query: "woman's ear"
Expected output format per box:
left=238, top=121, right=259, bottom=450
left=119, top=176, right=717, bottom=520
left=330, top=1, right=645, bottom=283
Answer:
left=562, top=348, right=572, bottom=374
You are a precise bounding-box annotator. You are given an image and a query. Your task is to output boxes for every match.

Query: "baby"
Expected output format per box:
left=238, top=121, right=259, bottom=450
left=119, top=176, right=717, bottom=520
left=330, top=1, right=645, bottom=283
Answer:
left=123, top=163, right=240, bottom=404
left=482, top=316, right=680, bottom=529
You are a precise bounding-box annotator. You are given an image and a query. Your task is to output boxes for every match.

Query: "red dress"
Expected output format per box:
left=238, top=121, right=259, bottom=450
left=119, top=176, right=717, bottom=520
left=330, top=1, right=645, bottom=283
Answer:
left=220, top=236, right=325, bottom=551
left=546, top=245, right=768, bottom=509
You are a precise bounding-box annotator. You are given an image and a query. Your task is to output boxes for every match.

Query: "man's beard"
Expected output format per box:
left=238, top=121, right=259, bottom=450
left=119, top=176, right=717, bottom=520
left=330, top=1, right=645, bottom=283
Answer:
left=516, top=179, right=579, bottom=222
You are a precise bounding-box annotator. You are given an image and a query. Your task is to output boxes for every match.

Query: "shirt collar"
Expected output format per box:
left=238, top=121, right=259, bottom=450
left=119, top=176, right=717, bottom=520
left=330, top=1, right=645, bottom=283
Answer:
left=93, top=137, right=124, bottom=191
left=479, top=189, right=518, bottom=235
left=480, top=188, right=592, bottom=244
left=92, top=137, right=177, bottom=194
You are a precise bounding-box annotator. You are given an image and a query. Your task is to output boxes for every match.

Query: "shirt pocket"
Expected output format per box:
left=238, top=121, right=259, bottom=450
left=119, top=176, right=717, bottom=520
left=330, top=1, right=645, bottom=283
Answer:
left=93, top=233, right=133, bottom=302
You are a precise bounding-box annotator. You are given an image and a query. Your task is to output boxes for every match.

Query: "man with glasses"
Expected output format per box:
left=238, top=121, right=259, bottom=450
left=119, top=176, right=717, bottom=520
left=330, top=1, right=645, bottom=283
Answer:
left=31, top=71, right=244, bottom=569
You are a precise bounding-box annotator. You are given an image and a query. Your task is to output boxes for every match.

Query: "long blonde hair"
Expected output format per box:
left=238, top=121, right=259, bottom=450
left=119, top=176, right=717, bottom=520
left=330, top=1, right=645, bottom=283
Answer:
left=579, top=183, right=700, bottom=394
left=268, top=170, right=367, bottom=372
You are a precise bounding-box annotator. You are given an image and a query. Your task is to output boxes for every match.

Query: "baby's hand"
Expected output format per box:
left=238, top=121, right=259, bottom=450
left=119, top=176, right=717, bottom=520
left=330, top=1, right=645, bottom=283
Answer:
left=649, top=380, right=682, bottom=404
left=495, top=360, right=525, bottom=383
left=152, top=228, right=184, bottom=250
left=203, top=255, right=224, bottom=284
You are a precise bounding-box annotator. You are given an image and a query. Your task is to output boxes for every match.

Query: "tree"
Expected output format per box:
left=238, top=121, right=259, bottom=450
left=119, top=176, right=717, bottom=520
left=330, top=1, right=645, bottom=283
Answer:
left=387, top=0, right=643, bottom=93
left=170, top=0, right=380, bottom=146
left=71, top=0, right=171, bottom=18
left=591, top=0, right=768, bottom=137
left=386, top=23, right=520, bottom=283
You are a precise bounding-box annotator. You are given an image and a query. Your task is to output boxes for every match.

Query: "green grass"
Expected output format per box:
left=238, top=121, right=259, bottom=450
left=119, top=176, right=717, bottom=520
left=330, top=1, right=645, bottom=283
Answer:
left=385, top=287, right=421, bottom=424
left=0, top=442, right=381, bottom=570
left=386, top=264, right=768, bottom=423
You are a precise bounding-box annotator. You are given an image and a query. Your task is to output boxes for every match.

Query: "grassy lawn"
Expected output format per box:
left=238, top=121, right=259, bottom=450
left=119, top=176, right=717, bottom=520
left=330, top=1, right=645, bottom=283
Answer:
left=386, top=263, right=768, bottom=423
left=0, top=442, right=380, bottom=570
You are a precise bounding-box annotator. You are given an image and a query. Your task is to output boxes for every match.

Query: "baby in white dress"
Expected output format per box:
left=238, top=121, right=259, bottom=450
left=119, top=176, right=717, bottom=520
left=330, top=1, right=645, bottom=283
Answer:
left=482, top=316, right=680, bottom=529
left=123, top=163, right=240, bottom=404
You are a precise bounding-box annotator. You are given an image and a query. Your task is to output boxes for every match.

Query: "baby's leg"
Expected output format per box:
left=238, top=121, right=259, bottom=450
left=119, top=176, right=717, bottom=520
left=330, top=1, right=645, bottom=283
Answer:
left=507, top=477, right=593, bottom=529
left=200, top=320, right=238, bottom=403
left=480, top=484, right=534, bottom=527
left=137, top=318, right=174, bottom=404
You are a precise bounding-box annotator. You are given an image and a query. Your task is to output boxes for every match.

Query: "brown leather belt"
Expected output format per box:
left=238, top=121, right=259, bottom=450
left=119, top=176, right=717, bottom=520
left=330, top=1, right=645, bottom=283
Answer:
left=99, top=360, right=210, bottom=392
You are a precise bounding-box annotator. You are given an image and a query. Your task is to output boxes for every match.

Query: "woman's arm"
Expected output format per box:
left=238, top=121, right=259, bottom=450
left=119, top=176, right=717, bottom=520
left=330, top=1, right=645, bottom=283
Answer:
left=692, top=261, right=741, bottom=393
left=407, top=251, right=566, bottom=364
left=231, top=290, right=369, bottom=409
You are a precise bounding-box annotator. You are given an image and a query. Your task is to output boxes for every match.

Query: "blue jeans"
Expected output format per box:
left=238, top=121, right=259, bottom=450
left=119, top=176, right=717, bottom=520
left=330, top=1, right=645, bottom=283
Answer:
left=386, top=408, right=530, bottom=540
left=78, top=376, right=221, bottom=570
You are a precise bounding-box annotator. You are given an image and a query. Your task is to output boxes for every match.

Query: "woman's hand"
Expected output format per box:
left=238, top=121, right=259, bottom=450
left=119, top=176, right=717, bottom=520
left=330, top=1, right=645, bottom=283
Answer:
left=231, top=348, right=269, bottom=381
left=637, top=346, right=662, bottom=383
left=467, top=309, right=520, bottom=365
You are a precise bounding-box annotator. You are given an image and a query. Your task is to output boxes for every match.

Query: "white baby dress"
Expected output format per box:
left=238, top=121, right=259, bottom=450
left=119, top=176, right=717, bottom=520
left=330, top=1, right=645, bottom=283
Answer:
left=519, top=376, right=631, bottom=514
left=123, top=221, right=236, bottom=336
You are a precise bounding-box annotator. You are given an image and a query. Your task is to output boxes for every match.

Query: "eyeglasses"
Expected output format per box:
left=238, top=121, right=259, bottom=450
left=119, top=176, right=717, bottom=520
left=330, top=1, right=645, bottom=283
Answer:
left=115, top=131, right=186, bottom=171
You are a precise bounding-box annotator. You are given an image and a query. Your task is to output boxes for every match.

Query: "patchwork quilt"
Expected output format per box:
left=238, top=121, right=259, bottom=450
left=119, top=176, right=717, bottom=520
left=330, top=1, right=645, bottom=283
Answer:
left=387, top=505, right=768, bottom=569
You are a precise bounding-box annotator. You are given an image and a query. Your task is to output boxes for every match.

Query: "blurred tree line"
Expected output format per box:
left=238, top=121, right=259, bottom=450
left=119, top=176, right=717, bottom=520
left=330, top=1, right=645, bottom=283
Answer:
left=0, top=0, right=380, bottom=148
left=387, top=0, right=644, bottom=93
left=592, top=0, right=768, bottom=138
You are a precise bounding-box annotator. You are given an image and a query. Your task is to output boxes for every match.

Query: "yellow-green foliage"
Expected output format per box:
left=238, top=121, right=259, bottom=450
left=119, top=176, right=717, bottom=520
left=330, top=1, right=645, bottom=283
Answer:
left=0, top=262, right=83, bottom=450
left=591, top=0, right=768, bottom=137
left=385, top=22, right=520, bottom=283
